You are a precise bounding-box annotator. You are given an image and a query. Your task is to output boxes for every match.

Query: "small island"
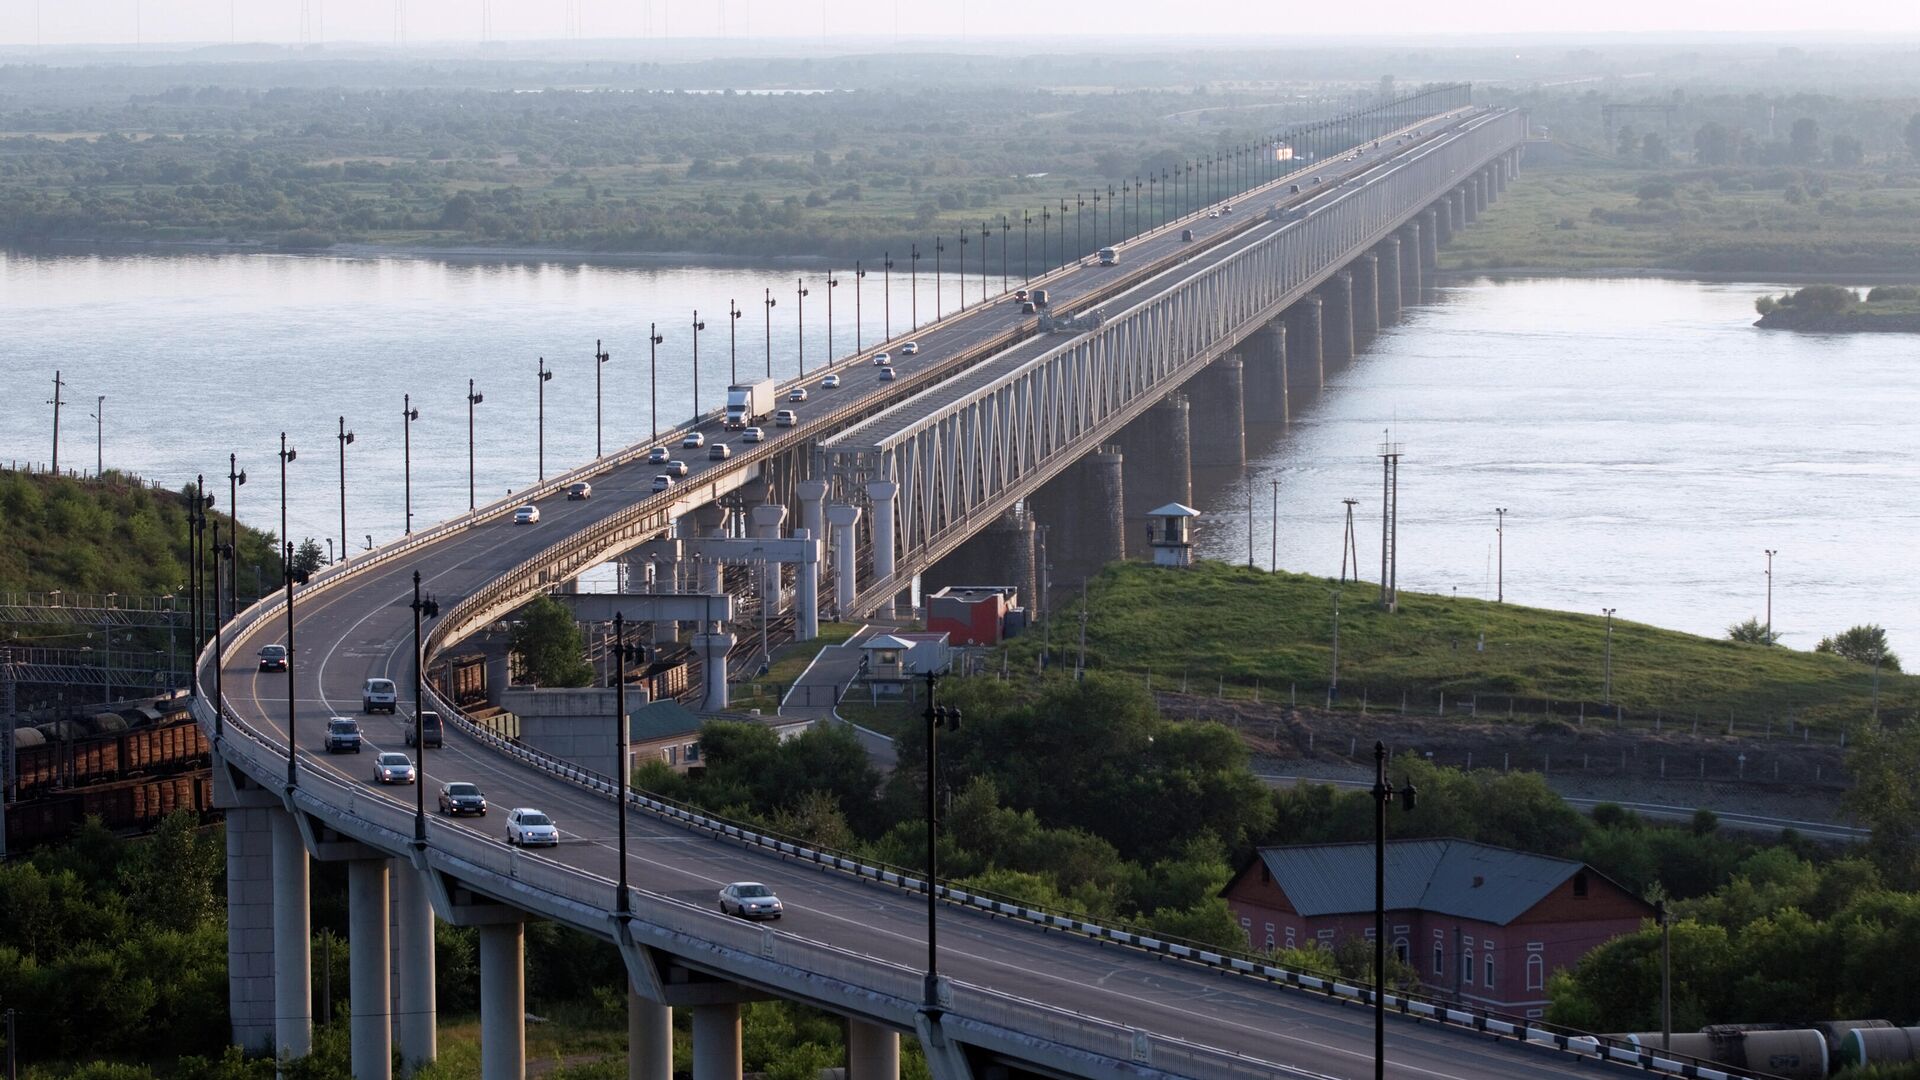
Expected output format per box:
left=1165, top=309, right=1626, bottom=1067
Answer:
left=1754, top=284, right=1920, bottom=331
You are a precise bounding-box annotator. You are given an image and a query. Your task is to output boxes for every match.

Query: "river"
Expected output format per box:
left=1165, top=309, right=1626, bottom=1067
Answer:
left=3, top=252, right=1915, bottom=649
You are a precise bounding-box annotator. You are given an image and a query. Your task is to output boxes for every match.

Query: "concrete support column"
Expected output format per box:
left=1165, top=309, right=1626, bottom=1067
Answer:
left=1474, top=172, right=1489, bottom=215
left=1399, top=223, right=1423, bottom=307
left=223, top=803, right=275, bottom=1053
left=1430, top=202, right=1453, bottom=247
left=691, top=1003, right=743, bottom=1080
left=1421, top=208, right=1442, bottom=269
left=348, top=858, right=393, bottom=1080
left=392, top=860, right=437, bottom=1072
left=478, top=921, right=525, bottom=1080
left=1461, top=184, right=1478, bottom=225
left=924, top=507, right=1036, bottom=607
left=1318, top=272, right=1354, bottom=366
left=696, top=628, right=735, bottom=711
left=1353, top=253, right=1381, bottom=346
left=796, top=479, right=827, bottom=553
left=1028, top=447, right=1125, bottom=586
left=1116, top=387, right=1194, bottom=558
left=1495, top=156, right=1509, bottom=194
left=847, top=1020, right=901, bottom=1080
left=1237, top=322, right=1288, bottom=418
left=270, top=808, right=313, bottom=1061
left=694, top=505, right=729, bottom=595
left=1286, top=295, right=1324, bottom=387
left=750, top=502, right=789, bottom=628
left=866, top=480, right=899, bottom=607
left=1187, top=357, right=1245, bottom=468
left=794, top=528, right=820, bottom=640
left=1377, top=238, right=1403, bottom=323
left=826, top=504, right=862, bottom=619
left=628, top=986, right=672, bottom=1080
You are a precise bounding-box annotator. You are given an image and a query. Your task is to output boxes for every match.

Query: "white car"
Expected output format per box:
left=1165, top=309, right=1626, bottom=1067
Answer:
left=647, top=447, right=670, bottom=464
left=373, top=751, right=416, bottom=785
left=651, top=474, right=675, bottom=492
left=900, top=341, right=920, bottom=356
left=788, top=387, right=809, bottom=402
left=774, top=410, right=798, bottom=427
left=871, top=351, right=891, bottom=366
left=566, top=481, right=592, bottom=500
left=512, top=505, right=539, bottom=524
left=709, top=443, right=731, bottom=460
left=1207, top=210, right=1221, bottom=219
left=682, top=431, right=706, bottom=449
left=741, top=426, right=766, bottom=443
left=506, top=807, right=559, bottom=847
left=718, top=881, right=784, bottom=920
left=821, top=374, right=841, bottom=389
left=664, top=459, right=690, bottom=477
left=878, top=366, right=896, bottom=381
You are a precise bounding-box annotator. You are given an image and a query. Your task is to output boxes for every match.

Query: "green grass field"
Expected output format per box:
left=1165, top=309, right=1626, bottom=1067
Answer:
left=727, top=621, right=859, bottom=713
left=1003, top=561, right=1915, bottom=730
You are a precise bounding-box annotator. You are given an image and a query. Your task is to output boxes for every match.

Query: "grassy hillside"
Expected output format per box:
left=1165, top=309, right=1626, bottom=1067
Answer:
left=0, top=469, right=280, bottom=602
left=1010, top=561, right=1914, bottom=730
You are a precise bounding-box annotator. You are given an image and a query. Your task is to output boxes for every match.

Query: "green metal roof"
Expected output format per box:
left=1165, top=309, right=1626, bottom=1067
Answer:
left=627, top=699, right=703, bottom=743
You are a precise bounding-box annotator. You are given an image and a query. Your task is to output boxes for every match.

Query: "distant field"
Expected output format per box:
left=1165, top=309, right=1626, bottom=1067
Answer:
left=1003, top=561, right=1916, bottom=730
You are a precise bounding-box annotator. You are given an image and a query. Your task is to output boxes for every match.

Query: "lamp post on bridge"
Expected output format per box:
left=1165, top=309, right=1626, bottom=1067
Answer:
left=1022, top=211, right=1032, bottom=284
left=853, top=263, right=866, bottom=354
left=648, top=323, right=665, bottom=442
left=883, top=253, right=894, bottom=340
left=795, top=278, right=810, bottom=376
left=691, top=312, right=706, bottom=421
left=934, top=237, right=944, bottom=320
left=278, top=433, right=303, bottom=789
left=729, top=300, right=742, bottom=386
left=825, top=271, right=839, bottom=365
left=212, top=523, right=232, bottom=740
left=594, top=339, right=611, bottom=459
left=611, top=613, right=645, bottom=914
left=1764, top=549, right=1778, bottom=645
left=1038, top=207, right=1048, bottom=276
left=909, top=245, right=920, bottom=330
left=955, top=232, right=967, bottom=309
left=409, top=570, right=439, bottom=844
left=1370, top=741, right=1417, bottom=1080
left=1057, top=199, right=1068, bottom=269
left=465, top=379, right=484, bottom=512
left=227, top=454, right=247, bottom=619
left=1074, top=194, right=1084, bottom=261
left=920, top=670, right=963, bottom=1013
left=401, top=396, right=419, bottom=535
left=336, top=417, right=354, bottom=565
left=1602, top=607, right=1617, bottom=704
left=999, top=216, right=1009, bottom=294
left=536, top=357, right=552, bottom=482
left=763, top=289, right=777, bottom=379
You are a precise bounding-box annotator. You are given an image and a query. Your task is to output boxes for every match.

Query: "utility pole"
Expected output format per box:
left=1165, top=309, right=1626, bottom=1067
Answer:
left=47, top=369, right=65, bottom=474
left=1341, top=498, right=1360, bottom=583
left=1378, top=434, right=1401, bottom=611
left=1764, top=549, right=1778, bottom=645
left=1370, top=742, right=1416, bottom=1080
left=1270, top=480, right=1279, bottom=571
left=336, top=418, right=354, bottom=566
left=594, top=340, right=611, bottom=458
left=90, top=395, right=105, bottom=477
left=1602, top=607, right=1617, bottom=704
left=1495, top=507, right=1507, bottom=602
left=536, top=357, right=552, bottom=481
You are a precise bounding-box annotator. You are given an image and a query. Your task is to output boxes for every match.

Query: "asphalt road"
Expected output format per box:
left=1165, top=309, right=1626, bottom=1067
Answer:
left=214, top=110, right=1622, bottom=1079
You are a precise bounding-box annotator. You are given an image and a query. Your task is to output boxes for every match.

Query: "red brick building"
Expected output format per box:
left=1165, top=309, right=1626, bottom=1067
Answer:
left=1222, top=839, right=1652, bottom=1016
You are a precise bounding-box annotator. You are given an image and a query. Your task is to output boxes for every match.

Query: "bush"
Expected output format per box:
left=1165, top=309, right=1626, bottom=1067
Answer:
left=1866, top=284, right=1920, bottom=302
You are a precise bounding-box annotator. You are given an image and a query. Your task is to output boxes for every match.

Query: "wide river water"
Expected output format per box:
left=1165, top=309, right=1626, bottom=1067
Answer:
left=3, top=251, right=1915, bottom=649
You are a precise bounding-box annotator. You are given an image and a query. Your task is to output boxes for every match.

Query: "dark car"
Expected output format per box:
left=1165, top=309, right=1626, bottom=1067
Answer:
left=324, top=717, right=362, bottom=754
left=405, top=710, right=443, bottom=749
left=257, top=644, right=289, bottom=671
left=437, top=781, right=488, bottom=816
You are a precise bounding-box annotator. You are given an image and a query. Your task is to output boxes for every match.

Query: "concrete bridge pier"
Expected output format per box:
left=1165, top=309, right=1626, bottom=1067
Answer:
left=1029, top=446, right=1125, bottom=587
left=794, top=528, right=820, bottom=639
left=1398, top=222, right=1423, bottom=308
left=1494, top=156, right=1509, bottom=194
left=1283, top=295, right=1324, bottom=387
left=1460, top=183, right=1477, bottom=226
left=925, top=506, right=1037, bottom=604
left=1318, top=273, right=1355, bottom=366
left=866, top=481, right=902, bottom=614
left=827, top=504, right=863, bottom=618
left=1237, top=323, right=1288, bottom=419
left=848, top=1021, right=901, bottom=1080
left=696, top=628, right=734, bottom=710
left=222, top=801, right=275, bottom=1053
left=1187, top=356, right=1246, bottom=467
left=1376, top=238, right=1403, bottom=324
left=1473, top=172, right=1489, bottom=216
left=751, top=501, right=789, bottom=628
left=479, top=920, right=526, bottom=1080
left=695, top=505, right=730, bottom=595
left=1430, top=201, right=1453, bottom=247
left=270, top=807, right=314, bottom=1061
left=392, top=859, right=437, bottom=1073
left=1421, top=208, right=1442, bottom=270
left=797, top=480, right=827, bottom=555
left=1353, top=253, right=1381, bottom=347
left=348, top=857, right=394, bottom=1080
left=629, top=986, right=673, bottom=1080
left=1114, top=393, right=1193, bottom=556
left=691, top=1003, right=743, bottom=1080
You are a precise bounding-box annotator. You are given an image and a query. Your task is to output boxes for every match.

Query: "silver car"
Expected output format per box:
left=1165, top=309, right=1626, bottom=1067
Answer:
left=506, top=807, right=559, bottom=847
left=373, top=751, right=416, bottom=785
left=718, top=881, right=784, bottom=920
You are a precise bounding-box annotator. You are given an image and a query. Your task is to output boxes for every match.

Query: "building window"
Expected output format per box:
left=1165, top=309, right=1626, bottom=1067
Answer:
left=1573, top=872, right=1589, bottom=898
left=1463, top=950, right=1474, bottom=985
left=1485, top=953, right=1495, bottom=988
left=1526, top=1009, right=1545, bottom=1020
left=1317, top=929, right=1335, bottom=943
left=1265, top=931, right=1275, bottom=950
left=686, top=742, right=701, bottom=762
left=1394, top=938, right=1410, bottom=965
left=1285, top=927, right=1296, bottom=948
left=1527, top=954, right=1544, bottom=991
left=1433, top=944, right=1444, bottom=975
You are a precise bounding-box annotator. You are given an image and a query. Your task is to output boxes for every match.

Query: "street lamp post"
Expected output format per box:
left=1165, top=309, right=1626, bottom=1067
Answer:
left=594, top=339, right=611, bottom=458
left=729, top=300, right=742, bottom=385
left=955, top=233, right=967, bottom=309
left=854, top=263, right=867, bottom=353
left=920, top=670, right=963, bottom=1011
left=1370, top=741, right=1417, bottom=1080
left=796, top=278, right=810, bottom=376
left=691, top=312, right=706, bottom=420
left=90, top=395, right=104, bottom=477
left=1602, top=607, right=1617, bottom=704
left=1074, top=194, right=1084, bottom=259
left=611, top=613, right=643, bottom=913
left=1022, top=211, right=1032, bottom=284
left=227, top=455, right=246, bottom=619
left=934, top=237, right=944, bottom=320
left=409, top=571, right=438, bottom=843
left=648, top=324, right=665, bottom=441
left=536, top=357, right=552, bottom=481
left=980, top=221, right=990, bottom=300
left=909, top=245, right=921, bottom=329
left=1656, top=898, right=1672, bottom=1052
left=278, top=433, right=301, bottom=788
left=883, top=253, right=894, bottom=340
left=1039, top=207, right=1050, bottom=274
left=1495, top=507, right=1507, bottom=603
left=825, top=271, right=838, bottom=365
left=402, top=396, right=419, bottom=535
left=465, top=380, right=484, bottom=511
left=763, top=290, right=776, bottom=379
left=1000, top=216, right=1009, bottom=294
left=1764, top=549, right=1778, bottom=645
left=336, top=418, right=354, bottom=565
left=212, top=523, right=231, bottom=740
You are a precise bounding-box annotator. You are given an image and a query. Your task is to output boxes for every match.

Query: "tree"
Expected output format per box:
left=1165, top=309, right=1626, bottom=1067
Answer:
left=1693, top=121, right=1737, bottom=166
left=1815, top=624, right=1901, bottom=671
left=1788, top=117, right=1821, bottom=164
left=508, top=594, right=593, bottom=687
left=292, top=536, right=326, bottom=577
left=1725, top=617, right=1780, bottom=645
left=1640, top=132, right=1670, bottom=167
left=1830, top=134, right=1865, bottom=167
left=1615, top=124, right=1640, bottom=160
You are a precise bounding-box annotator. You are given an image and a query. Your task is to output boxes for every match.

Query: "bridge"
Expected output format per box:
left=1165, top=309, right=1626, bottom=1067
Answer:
left=190, top=87, right=1757, bottom=1080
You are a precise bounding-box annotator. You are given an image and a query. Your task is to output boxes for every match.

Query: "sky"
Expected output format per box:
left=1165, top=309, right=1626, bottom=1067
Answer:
left=3, top=0, right=1919, bottom=48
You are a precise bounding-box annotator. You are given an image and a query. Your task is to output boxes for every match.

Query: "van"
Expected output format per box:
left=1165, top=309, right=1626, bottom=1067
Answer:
left=1098, top=246, right=1118, bottom=266
left=363, top=678, right=398, bottom=714
left=1180, top=228, right=1195, bottom=242
left=1030, top=288, right=1050, bottom=307
left=405, top=710, right=443, bottom=749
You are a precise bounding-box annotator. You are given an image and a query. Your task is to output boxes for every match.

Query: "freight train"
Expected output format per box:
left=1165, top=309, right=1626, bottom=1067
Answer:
left=1611, top=1020, right=1919, bottom=1078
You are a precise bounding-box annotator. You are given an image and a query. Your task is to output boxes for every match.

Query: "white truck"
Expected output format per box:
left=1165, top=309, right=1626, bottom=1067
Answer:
left=725, top=379, right=777, bottom=429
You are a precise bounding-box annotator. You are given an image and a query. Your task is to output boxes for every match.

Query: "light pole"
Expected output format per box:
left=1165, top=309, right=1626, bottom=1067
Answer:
left=795, top=278, right=810, bottom=376
left=1764, top=549, right=1778, bottom=645
left=920, top=670, right=963, bottom=1011
left=1000, top=216, right=1009, bottom=293
left=909, top=244, right=920, bottom=329
left=212, top=523, right=231, bottom=740
left=401, top=396, right=419, bottom=535
left=227, top=455, right=246, bottom=619
left=1040, top=206, right=1051, bottom=274
left=883, top=252, right=894, bottom=340
left=853, top=263, right=866, bottom=353
left=278, top=432, right=302, bottom=789
left=763, top=289, right=776, bottom=378
left=536, top=357, right=552, bottom=481
left=89, top=395, right=104, bottom=476
left=1602, top=607, right=1617, bottom=704
left=825, top=271, right=838, bottom=365
left=1370, top=741, right=1417, bottom=1080
left=729, top=299, right=742, bottom=385
left=1074, top=194, right=1084, bottom=259
left=46, top=369, right=65, bottom=475
left=611, top=613, right=643, bottom=913
left=336, top=418, right=354, bottom=565
left=594, top=339, right=611, bottom=458
left=465, top=379, right=484, bottom=511
left=409, top=570, right=438, bottom=843
left=648, top=324, right=665, bottom=441
left=691, top=312, right=706, bottom=420
left=955, top=232, right=967, bottom=309
left=934, top=237, right=944, bottom=320
left=1023, top=211, right=1032, bottom=284
left=1495, top=507, right=1506, bottom=603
